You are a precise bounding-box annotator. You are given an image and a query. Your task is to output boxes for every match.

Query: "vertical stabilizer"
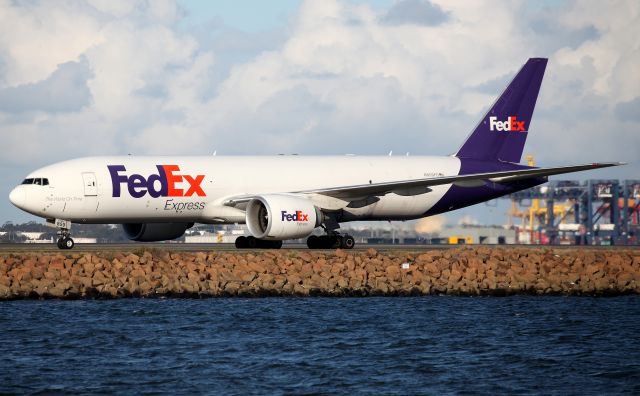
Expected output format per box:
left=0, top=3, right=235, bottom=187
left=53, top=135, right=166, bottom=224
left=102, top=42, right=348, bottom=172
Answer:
left=455, top=58, right=547, bottom=163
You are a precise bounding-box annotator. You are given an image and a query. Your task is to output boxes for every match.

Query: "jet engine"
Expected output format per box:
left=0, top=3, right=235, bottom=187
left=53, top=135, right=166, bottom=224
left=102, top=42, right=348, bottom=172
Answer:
left=122, top=222, right=193, bottom=242
left=246, top=195, right=321, bottom=240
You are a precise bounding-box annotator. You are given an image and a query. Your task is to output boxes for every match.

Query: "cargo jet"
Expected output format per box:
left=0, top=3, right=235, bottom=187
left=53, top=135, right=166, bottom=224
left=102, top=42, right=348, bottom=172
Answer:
left=9, top=58, right=622, bottom=249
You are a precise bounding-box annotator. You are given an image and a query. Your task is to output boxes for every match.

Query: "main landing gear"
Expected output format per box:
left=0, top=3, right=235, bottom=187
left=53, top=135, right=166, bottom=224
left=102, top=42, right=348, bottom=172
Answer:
left=235, top=236, right=283, bottom=249
left=307, top=233, right=355, bottom=249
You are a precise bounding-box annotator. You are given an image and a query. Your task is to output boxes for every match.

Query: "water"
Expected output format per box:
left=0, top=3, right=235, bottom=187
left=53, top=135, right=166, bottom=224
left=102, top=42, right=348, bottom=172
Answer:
left=1, top=297, right=639, bottom=395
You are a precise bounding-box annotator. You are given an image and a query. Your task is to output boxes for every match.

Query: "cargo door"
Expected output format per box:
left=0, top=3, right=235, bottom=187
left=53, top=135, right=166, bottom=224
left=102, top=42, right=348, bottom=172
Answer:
left=82, top=172, right=97, bottom=196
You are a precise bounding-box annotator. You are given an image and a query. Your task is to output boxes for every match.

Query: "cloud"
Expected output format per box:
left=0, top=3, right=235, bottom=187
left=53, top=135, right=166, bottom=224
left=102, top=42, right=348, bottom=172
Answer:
left=0, top=60, right=92, bottom=113
left=0, top=0, right=639, bottom=223
left=415, top=215, right=446, bottom=234
left=615, top=97, right=640, bottom=122
left=457, top=214, right=479, bottom=226
left=381, top=0, right=449, bottom=26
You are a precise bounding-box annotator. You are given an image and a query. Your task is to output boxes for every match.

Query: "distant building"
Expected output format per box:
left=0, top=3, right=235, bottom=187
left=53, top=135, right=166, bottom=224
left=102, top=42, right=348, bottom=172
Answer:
left=437, top=225, right=516, bottom=245
left=185, top=229, right=246, bottom=243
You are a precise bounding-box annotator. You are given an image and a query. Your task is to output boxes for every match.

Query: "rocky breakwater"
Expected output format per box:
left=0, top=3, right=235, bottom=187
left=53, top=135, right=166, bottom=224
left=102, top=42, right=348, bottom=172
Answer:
left=0, top=247, right=639, bottom=299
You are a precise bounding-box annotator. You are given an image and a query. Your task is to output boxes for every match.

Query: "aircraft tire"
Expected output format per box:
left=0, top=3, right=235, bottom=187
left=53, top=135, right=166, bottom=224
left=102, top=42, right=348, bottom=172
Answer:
left=235, top=236, right=247, bottom=249
left=330, top=235, right=342, bottom=249
left=246, top=236, right=258, bottom=249
left=341, top=235, right=355, bottom=249
left=307, top=235, right=318, bottom=249
left=62, top=237, right=74, bottom=250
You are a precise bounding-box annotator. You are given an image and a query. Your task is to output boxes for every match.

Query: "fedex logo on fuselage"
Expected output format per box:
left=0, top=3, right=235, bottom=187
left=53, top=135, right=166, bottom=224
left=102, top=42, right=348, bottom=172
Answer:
left=489, top=116, right=526, bottom=132
left=281, top=210, right=309, bottom=222
left=108, top=165, right=205, bottom=198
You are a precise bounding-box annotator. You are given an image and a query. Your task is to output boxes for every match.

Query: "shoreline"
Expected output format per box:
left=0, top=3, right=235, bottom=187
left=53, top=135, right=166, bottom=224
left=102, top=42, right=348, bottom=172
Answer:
left=1, top=247, right=639, bottom=299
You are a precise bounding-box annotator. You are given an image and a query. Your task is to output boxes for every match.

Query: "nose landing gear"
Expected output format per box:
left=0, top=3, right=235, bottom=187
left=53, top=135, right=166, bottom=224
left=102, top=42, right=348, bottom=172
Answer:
left=49, top=219, right=75, bottom=250
left=56, top=234, right=75, bottom=250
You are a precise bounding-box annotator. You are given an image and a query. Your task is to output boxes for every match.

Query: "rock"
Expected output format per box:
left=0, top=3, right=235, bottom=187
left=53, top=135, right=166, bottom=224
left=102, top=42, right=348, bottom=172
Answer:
left=330, top=263, right=344, bottom=275
left=0, top=249, right=638, bottom=299
left=385, top=265, right=401, bottom=281
left=240, top=272, right=257, bottom=283
left=287, top=274, right=302, bottom=286
left=47, top=286, right=67, bottom=298
left=293, top=284, right=309, bottom=296
left=335, top=249, right=347, bottom=258
left=449, top=269, right=463, bottom=283
left=299, top=264, right=314, bottom=279
left=617, top=272, right=633, bottom=287
left=224, top=282, right=240, bottom=295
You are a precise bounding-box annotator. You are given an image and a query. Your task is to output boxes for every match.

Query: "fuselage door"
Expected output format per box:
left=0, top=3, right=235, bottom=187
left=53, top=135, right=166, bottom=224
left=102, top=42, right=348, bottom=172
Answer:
left=82, top=172, right=98, bottom=196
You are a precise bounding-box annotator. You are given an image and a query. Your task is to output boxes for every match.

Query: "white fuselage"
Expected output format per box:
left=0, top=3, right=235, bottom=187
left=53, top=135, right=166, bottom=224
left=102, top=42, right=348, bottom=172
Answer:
left=10, top=156, right=461, bottom=224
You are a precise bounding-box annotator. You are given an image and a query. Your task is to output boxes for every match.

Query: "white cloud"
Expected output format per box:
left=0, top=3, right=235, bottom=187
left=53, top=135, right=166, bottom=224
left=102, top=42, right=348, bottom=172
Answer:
left=0, top=1, right=103, bottom=87
left=457, top=214, right=479, bottom=226
left=415, top=214, right=446, bottom=234
left=0, top=0, right=638, bottom=222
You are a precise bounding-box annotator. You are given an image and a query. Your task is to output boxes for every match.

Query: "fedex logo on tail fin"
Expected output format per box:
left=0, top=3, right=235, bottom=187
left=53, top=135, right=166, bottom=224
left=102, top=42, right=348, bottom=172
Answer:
left=489, top=116, right=526, bottom=132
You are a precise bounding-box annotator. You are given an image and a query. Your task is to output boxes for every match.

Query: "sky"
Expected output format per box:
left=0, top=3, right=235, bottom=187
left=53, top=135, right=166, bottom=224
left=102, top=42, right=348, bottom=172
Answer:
left=0, top=0, right=638, bottom=228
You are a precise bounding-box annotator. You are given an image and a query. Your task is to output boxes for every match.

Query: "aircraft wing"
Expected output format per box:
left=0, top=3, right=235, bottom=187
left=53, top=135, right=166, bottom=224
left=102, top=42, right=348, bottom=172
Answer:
left=222, top=162, right=623, bottom=207
left=296, top=162, right=624, bottom=200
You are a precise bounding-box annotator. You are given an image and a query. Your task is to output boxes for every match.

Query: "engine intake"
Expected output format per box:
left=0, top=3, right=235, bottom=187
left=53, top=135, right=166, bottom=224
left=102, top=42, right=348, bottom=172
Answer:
left=122, top=222, right=193, bottom=242
left=246, top=195, right=320, bottom=240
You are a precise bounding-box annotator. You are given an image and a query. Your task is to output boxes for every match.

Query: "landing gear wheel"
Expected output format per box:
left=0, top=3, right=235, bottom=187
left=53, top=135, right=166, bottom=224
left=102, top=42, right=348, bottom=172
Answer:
left=307, top=235, right=319, bottom=249
left=63, top=237, right=75, bottom=250
left=246, top=236, right=258, bottom=249
left=235, top=236, right=247, bottom=249
left=341, top=235, right=355, bottom=249
left=57, top=236, right=74, bottom=250
left=308, top=232, right=355, bottom=249
left=237, top=236, right=282, bottom=249
left=330, top=235, right=342, bottom=249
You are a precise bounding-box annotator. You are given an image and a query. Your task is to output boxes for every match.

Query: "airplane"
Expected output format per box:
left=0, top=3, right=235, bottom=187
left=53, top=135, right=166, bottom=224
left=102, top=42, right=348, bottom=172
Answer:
left=8, top=58, right=622, bottom=250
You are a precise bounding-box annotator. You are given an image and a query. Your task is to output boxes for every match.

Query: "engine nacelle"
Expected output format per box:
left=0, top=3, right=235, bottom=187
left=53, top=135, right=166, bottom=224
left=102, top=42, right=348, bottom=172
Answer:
left=246, top=195, right=320, bottom=240
left=122, top=222, right=193, bottom=242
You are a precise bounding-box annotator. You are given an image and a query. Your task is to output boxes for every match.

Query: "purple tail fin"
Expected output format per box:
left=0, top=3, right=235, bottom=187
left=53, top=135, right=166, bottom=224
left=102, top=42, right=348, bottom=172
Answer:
left=455, top=58, right=547, bottom=163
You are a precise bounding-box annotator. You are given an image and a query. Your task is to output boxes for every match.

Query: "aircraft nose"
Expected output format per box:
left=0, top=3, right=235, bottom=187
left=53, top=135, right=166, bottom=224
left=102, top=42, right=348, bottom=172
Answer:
left=9, top=186, right=26, bottom=209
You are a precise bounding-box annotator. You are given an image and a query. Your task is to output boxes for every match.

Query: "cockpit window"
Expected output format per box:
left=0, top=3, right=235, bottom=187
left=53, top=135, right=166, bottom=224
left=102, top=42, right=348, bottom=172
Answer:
left=21, top=178, right=49, bottom=186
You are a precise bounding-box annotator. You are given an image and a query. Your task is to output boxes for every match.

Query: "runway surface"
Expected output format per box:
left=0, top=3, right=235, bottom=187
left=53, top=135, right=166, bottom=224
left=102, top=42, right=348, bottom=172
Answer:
left=0, top=242, right=637, bottom=253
